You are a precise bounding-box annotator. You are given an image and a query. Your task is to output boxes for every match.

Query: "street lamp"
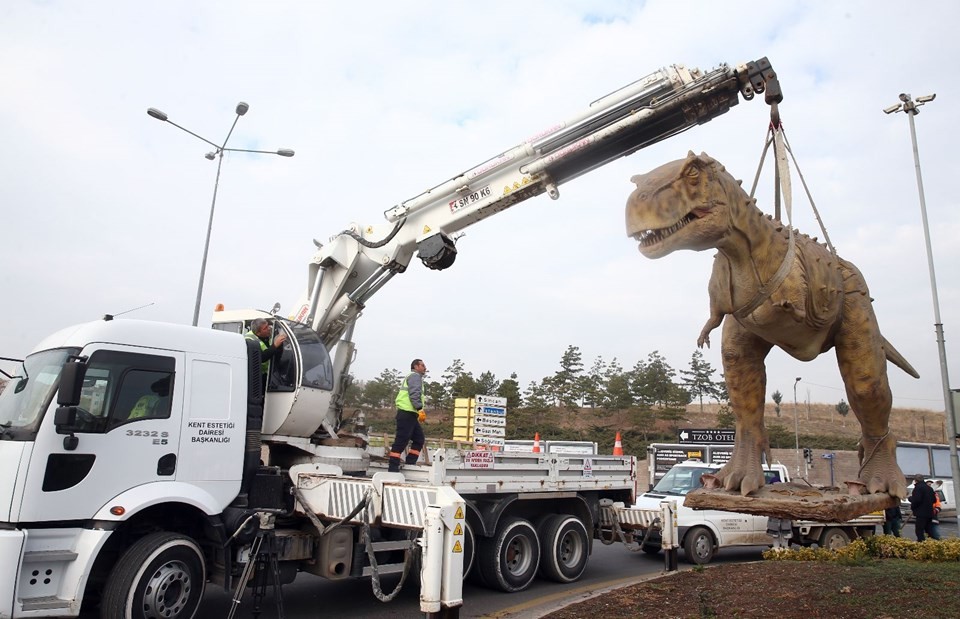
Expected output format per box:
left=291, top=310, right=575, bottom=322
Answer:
left=793, top=377, right=801, bottom=476
left=885, top=92, right=960, bottom=509
left=147, top=102, right=295, bottom=327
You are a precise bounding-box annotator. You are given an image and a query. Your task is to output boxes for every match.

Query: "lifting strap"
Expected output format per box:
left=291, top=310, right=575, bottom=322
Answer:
left=735, top=104, right=839, bottom=320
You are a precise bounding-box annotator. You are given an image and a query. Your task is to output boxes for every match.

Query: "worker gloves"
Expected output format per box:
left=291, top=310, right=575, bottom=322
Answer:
left=417, top=410, right=426, bottom=423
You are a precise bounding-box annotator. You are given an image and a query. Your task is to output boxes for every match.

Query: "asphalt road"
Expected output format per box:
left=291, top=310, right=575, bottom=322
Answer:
left=196, top=541, right=768, bottom=619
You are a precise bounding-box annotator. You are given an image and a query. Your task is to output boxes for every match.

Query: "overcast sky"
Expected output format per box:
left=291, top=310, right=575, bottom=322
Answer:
left=2, top=1, right=957, bottom=412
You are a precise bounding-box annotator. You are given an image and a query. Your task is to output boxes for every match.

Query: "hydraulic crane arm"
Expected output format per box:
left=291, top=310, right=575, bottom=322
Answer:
left=295, top=58, right=781, bottom=350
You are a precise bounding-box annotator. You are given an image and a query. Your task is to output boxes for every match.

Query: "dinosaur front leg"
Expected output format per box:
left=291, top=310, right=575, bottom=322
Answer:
left=715, top=316, right=774, bottom=496
left=834, top=295, right=908, bottom=499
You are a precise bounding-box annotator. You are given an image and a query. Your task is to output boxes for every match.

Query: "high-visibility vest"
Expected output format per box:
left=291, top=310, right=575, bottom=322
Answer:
left=395, top=373, right=418, bottom=412
left=245, top=331, right=269, bottom=374
left=129, top=394, right=159, bottom=419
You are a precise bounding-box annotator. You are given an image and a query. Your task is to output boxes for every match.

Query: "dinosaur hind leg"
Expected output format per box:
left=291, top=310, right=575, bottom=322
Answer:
left=715, top=317, right=774, bottom=496
left=834, top=296, right=908, bottom=499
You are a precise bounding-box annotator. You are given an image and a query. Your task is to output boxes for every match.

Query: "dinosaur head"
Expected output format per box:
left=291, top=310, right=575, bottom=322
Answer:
left=626, top=151, right=732, bottom=259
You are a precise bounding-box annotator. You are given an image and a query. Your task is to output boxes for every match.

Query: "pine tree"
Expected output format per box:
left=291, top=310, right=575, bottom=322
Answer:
left=496, top=372, right=522, bottom=411
left=772, top=390, right=783, bottom=417
left=680, top=350, right=721, bottom=413
left=551, top=345, right=584, bottom=409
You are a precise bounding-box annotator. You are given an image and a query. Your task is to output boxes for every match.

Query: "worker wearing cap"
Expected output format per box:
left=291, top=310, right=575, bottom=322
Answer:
left=909, top=474, right=937, bottom=542
left=389, top=359, right=427, bottom=473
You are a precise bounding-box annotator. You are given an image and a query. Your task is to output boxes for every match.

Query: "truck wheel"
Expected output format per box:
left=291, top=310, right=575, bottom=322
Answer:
left=477, top=517, right=540, bottom=592
left=101, top=531, right=205, bottom=619
left=683, top=526, right=715, bottom=565
left=537, top=515, right=589, bottom=583
left=819, top=527, right=851, bottom=550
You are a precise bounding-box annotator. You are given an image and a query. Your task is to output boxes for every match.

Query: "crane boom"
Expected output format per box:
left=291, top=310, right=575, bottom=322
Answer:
left=229, top=57, right=781, bottom=441
left=295, top=58, right=780, bottom=350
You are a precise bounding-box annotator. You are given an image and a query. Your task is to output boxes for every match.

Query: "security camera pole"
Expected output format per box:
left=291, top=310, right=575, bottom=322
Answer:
left=884, top=92, right=959, bottom=518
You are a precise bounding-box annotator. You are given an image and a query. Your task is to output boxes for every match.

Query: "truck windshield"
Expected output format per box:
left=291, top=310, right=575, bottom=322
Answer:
left=652, top=465, right=721, bottom=496
left=0, top=348, right=78, bottom=440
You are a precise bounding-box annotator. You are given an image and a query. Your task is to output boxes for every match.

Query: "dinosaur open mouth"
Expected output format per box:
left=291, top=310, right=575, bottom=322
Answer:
left=633, top=211, right=698, bottom=247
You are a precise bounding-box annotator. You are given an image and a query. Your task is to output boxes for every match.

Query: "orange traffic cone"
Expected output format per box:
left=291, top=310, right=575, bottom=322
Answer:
left=532, top=432, right=541, bottom=453
left=613, top=431, right=624, bottom=456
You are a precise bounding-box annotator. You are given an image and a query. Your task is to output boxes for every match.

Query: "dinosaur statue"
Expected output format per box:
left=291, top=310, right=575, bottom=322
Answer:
left=625, top=151, right=918, bottom=499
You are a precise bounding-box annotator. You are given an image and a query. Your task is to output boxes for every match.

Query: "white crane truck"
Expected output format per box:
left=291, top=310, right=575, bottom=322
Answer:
left=0, top=57, right=782, bottom=618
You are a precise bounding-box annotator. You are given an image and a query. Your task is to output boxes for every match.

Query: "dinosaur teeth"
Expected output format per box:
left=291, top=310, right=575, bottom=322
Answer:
left=638, top=212, right=698, bottom=247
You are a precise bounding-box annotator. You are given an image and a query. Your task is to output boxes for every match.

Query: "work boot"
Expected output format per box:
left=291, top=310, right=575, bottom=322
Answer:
left=388, top=457, right=402, bottom=473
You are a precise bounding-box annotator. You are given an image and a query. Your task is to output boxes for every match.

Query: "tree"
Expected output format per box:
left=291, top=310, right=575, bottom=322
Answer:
left=522, top=379, right=551, bottom=427
left=362, top=368, right=402, bottom=408
left=475, top=371, right=499, bottom=397
left=581, top=356, right=607, bottom=408
left=631, top=351, right=678, bottom=408
left=551, top=345, right=584, bottom=409
left=772, top=390, right=783, bottom=418
left=496, top=372, right=522, bottom=411
left=716, top=404, right=735, bottom=428
left=836, top=399, right=850, bottom=427
left=680, top=350, right=721, bottom=413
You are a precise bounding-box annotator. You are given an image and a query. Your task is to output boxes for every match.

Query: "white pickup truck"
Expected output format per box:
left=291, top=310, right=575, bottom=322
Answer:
left=633, top=461, right=883, bottom=564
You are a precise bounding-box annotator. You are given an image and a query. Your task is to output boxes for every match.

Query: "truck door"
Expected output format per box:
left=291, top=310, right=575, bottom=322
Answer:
left=18, top=346, right=183, bottom=522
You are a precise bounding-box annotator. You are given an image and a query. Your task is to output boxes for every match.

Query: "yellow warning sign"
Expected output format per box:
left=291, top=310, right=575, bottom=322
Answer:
left=452, top=541, right=462, bottom=553
left=453, top=523, right=462, bottom=535
left=422, top=225, right=432, bottom=234
left=454, top=507, right=464, bottom=519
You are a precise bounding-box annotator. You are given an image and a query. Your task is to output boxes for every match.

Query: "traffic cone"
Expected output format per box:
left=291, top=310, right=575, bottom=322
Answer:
left=613, top=431, right=624, bottom=456
left=532, top=432, right=541, bottom=453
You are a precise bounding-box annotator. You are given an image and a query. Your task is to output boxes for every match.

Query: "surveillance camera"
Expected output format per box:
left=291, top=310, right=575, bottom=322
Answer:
left=899, top=93, right=911, bottom=103
left=916, top=94, right=937, bottom=103
left=883, top=104, right=902, bottom=114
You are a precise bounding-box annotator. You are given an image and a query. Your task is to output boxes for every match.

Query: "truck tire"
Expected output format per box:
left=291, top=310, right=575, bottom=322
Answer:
left=462, top=520, right=476, bottom=581
left=683, top=526, right=716, bottom=565
left=477, top=517, right=540, bottom=592
left=537, top=515, right=589, bottom=583
left=819, top=527, right=851, bottom=550
left=101, top=531, right=205, bottom=619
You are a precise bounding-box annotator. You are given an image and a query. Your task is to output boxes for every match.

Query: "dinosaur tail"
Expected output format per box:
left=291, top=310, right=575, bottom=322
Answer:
left=883, top=337, right=920, bottom=378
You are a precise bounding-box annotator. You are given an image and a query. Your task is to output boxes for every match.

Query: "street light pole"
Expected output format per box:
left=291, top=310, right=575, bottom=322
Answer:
left=793, top=377, right=801, bottom=476
left=146, top=103, right=294, bottom=326
left=884, top=93, right=959, bottom=506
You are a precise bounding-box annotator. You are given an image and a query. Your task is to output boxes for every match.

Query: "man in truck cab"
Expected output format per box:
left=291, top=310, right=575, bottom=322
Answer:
left=244, top=318, right=288, bottom=392
left=389, top=358, right=427, bottom=472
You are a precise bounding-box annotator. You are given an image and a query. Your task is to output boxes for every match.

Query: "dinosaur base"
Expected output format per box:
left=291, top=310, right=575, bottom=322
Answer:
left=684, top=482, right=897, bottom=522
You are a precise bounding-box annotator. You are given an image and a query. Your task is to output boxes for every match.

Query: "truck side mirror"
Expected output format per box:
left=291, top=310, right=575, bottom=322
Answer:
left=57, top=361, right=87, bottom=406
left=53, top=406, right=81, bottom=450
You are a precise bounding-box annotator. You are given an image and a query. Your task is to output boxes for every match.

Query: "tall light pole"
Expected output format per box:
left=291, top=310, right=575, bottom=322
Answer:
left=884, top=92, right=960, bottom=502
left=147, top=103, right=294, bottom=327
left=793, top=377, right=801, bottom=475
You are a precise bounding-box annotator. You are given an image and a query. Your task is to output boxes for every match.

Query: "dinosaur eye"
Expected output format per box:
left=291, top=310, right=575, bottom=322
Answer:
left=685, top=164, right=700, bottom=182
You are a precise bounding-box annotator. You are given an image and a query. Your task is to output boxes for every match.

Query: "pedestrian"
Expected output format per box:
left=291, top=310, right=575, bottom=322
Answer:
left=882, top=503, right=902, bottom=537
left=908, top=474, right=937, bottom=542
left=388, top=359, right=427, bottom=473
left=244, top=318, right=287, bottom=392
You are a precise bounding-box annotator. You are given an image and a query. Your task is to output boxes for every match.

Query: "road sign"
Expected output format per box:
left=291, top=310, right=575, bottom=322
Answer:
left=476, top=394, right=507, bottom=407
left=678, top=428, right=735, bottom=444
left=473, top=415, right=506, bottom=427
left=474, top=405, right=506, bottom=416
left=473, top=426, right=506, bottom=438
left=473, top=436, right=505, bottom=447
